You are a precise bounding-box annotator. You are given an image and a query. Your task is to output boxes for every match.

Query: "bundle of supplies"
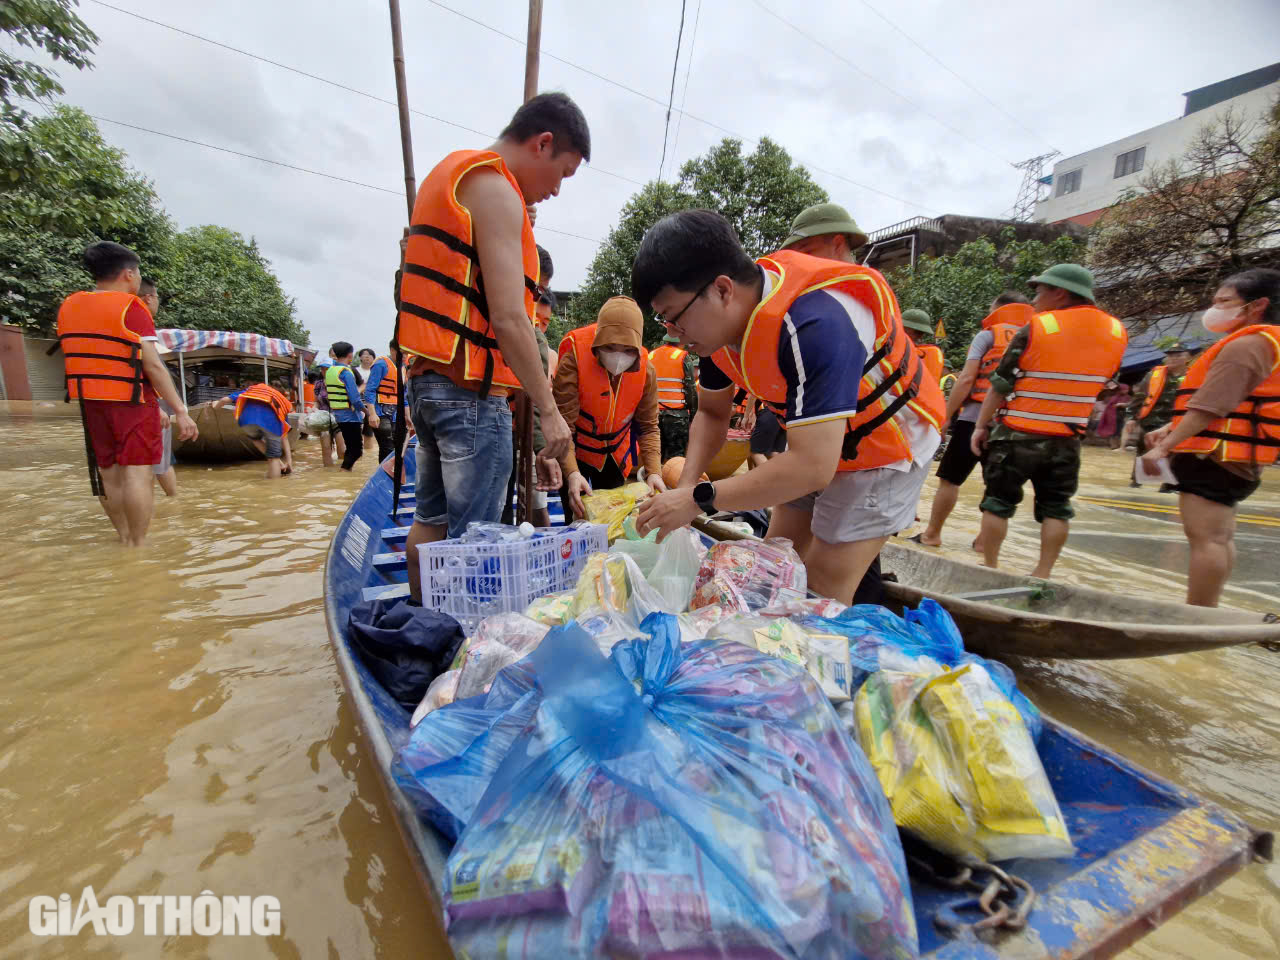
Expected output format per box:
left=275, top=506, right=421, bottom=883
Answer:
left=691, top=537, right=807, bottom=613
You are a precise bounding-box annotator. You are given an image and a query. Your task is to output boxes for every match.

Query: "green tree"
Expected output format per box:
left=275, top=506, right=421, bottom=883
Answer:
left=1088, top=99, right=1280, bottom=327
left=0, top=0, right=97, bottom=124
left=888, top=230, right=1086, bottom=367
left=572, top=137, right=828, bottom=347
left=157, top=225, right=307, bottom=344
left=0, top=106, right=173, bottom=333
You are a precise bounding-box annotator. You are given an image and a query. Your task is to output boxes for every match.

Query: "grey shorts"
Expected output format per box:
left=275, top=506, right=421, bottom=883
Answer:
left=243, top=424, right=284, bottom=459
left=785, top=460, right=929, bottom=543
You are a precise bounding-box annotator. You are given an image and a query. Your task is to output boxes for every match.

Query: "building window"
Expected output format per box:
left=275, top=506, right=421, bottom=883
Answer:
left=1114, top=146, right=1145, bottom=178
left=1055, top=168, right=1082, bottom=197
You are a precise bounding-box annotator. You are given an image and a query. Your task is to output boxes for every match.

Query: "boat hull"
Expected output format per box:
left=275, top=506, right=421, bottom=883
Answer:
left=174, top=404, right=265, bottom=463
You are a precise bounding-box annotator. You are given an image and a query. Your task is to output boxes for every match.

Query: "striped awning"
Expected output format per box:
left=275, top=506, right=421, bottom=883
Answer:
left=158, top=329, right=315, bottom=363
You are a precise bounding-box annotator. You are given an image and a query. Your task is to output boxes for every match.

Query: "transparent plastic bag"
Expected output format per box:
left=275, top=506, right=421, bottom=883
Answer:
left=852, top=660, right=1072, bottom=863
left=691, top=537, right=807, bottom=613
left=608, top=538, right=661, bottom=577
left=454, top=614, right=549, bottom=700
left=582, top=482, right=650, bottom=541
left=439, top=615, right=918, bottom=959
left=708, top=614, right=853, bottom=703
left=410, top=669, right=460, bottom=728
left=570, top=551, right=672, bottom=628
left=646, top=526, right=706, bottom=612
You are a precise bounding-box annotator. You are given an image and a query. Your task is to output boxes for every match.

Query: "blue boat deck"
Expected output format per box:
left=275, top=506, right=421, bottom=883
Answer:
left=324, top=456, right=1270, bottom=959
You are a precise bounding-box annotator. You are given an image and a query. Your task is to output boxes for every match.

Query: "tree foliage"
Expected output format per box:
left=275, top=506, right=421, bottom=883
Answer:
left=1088, top=98, right=1280, bottom=327
left=0, top=106, right=306, bottom=343
left=0, top=0, right=97, bottom=125
left=571, top=138, right=828, bottom=347
left=888, top=229, right=1086, bottom=367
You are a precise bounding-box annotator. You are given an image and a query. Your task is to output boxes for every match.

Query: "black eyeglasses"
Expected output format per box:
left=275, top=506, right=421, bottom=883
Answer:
left=656, top=278, right=714, bottom=331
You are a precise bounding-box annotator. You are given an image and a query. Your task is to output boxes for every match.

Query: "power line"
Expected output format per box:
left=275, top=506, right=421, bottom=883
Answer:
left=84, top=0, right=645, bottom=188
left=747, top=0, right=1013, bottom=166
left=658, top=0, right=689, bottom=181
left=668, top=0, right=704, bottom=177
left=853, top=0, right=1061, bottom=153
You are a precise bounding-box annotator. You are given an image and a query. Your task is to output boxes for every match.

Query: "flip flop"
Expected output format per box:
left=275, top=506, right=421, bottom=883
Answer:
left=907, top=533, right=939, bottom=547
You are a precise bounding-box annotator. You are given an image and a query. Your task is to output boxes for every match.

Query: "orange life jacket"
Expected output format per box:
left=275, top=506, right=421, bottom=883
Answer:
left=1172, top=324, right=1280, bottom=464
left=374, top=356, right=399, bottom=406
left=710, top=250, right=945, bottom=471
left=397, top=149, right=540, bottom=394
left=304, top=380, right=316, bottom=409
left=55, top=290, right=148, bottom=402
left=997, top=306, right=1128, bottom=437
left=650, top=344, right=689, bottom=411
left=558, top=324, right=595, bottom=362
left=1137, top=364, right=1169, bottom=421
left=235, top=383, right=293, bottom=436
left=570, top=334, right=649, bottom=475
left=917, top=344, right=944, bottom=383
left=969, top=303, right=1034, bottom=404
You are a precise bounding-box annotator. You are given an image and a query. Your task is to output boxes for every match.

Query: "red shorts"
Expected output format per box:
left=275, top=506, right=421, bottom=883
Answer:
left=82, top=400, right=162, bottom=468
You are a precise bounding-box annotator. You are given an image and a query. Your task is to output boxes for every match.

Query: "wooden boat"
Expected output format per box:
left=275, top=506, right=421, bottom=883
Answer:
left=877, top=541, right=1280, bottom=660
left=324, top=461, right=1271, bottom=959
left=705, top=429, right=751, bottom=480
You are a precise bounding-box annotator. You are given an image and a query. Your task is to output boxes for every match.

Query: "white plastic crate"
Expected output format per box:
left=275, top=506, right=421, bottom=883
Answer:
left=418, top=524, right=608, bottom=632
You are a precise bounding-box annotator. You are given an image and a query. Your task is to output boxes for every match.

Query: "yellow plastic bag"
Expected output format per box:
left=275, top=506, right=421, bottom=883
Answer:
left=582, top=482, right=650, bottom=542
left=570, top=553, right=630, bottom=617
left=854, top=662, right=1072, bottom=862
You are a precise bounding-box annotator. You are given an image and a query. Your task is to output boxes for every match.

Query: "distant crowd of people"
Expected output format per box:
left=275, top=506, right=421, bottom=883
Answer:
left=56, top=90, right=1279, bottom=612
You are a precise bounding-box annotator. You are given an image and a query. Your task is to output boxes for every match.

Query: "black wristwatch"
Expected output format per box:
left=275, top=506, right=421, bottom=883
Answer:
left=692, top=480, right=717, bottom=515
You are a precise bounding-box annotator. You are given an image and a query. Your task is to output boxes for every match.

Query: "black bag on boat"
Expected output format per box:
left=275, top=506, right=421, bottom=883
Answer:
left=347, top=598, right=466, bottom=710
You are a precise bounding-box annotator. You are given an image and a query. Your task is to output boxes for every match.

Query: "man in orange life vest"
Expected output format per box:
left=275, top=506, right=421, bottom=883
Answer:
left=361, top=341, right=401, bottom=464
left=397, top=93, right=588, bottom=603
left=554, top=297, right=665, bottom=517
left=56, top=241, right=198, bottom=547
left=971, top=264, right=1127, bottom=578
left=650, top=332, right=698, bottom=461
left=915, top=292, right=1033, bottom=547
left=633, top=210, right=946, bottom=604
left=902, top=309, right=945, bottom=383
left=211, top=382, right=295, bottom=479
left=1140, top=268, right=1280, bottom=606
left=1123, top=339, right=1192, bottom=484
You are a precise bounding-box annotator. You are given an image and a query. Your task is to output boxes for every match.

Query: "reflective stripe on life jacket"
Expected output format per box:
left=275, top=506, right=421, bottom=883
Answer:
left=55, top=290, right=148, bottom=402
left=397, top=149, right=540, bottom=394
left=917, top=344, right=944, bottom=384
left=710, top=250, right=945, bottom=471
left=998, top=307, right=1127, bottom=437
left=571, top=334, right=648, bottom=475
left=1137, top=365, right=1169, bottom=422
left=558, top=324, right=595, bottom=363
left=650, top=344, right=688, bottom=410
left=1172, top=324, right=1280, bottom=464
left=235, top=383, right=294, bottom=436
left=325, top=364, right=354, bottom=411
left=374, top=356, right=399, bottom=405
left=969, top=303, right=1034, bottom=404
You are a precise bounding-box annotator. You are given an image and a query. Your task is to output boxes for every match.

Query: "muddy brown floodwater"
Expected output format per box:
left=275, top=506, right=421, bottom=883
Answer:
left=0, top=407, right=1276, bottom=958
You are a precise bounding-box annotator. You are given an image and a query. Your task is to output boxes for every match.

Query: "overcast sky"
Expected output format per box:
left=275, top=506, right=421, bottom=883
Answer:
left=29, top=0, right=1280, bottom=350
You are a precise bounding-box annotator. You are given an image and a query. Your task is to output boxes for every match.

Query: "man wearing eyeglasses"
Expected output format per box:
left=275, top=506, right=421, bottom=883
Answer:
left=633, top=209, right=944, bottom=604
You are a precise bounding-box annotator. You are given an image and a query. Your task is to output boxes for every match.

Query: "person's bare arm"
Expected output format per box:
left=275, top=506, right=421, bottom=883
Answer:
left=140, top=342, right=198, bottom=440
left=637, top=367, right=663, bottom=482
left=457, top=170, right=569, bottom=458
left=945, top=357, right=981, bottom=421
left=677, top=385, right=733, bottom=486
left=551, top=347, right=581, bottom=476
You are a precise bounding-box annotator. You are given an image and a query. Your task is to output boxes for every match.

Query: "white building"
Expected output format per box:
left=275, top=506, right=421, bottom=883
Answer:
left=1034, top=63, right=1280, bottom=227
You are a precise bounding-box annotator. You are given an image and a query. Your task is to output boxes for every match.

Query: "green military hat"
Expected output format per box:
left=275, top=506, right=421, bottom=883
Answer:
left=901, top=308, right=933, bottom=335
left=782, top=202, right=869, bottom=250
left=1028, top=263, right=1096, bottom=303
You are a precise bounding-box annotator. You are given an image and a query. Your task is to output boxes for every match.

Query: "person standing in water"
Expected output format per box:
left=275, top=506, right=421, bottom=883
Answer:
left=138, top=277, right=179, bottom=498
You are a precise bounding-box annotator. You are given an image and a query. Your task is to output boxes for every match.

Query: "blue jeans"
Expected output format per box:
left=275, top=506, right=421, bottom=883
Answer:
left=410, top=372, right=513, bottom=536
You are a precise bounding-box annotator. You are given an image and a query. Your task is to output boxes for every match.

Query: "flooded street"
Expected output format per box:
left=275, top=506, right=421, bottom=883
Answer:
left=0, top=407, right=1276, bottom=958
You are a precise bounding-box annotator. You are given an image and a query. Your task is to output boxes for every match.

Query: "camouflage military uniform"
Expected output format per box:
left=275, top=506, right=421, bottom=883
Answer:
left=658, top=351, right=699, bottom=461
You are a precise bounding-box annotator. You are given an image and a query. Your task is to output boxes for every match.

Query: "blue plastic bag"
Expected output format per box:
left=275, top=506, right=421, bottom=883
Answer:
left=429, top=614, right=919, bottom=959
left=801, top=599, right=1042, bottom=741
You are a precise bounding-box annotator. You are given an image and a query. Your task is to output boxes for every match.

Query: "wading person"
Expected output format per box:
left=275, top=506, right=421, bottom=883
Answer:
left=970, top=264, right=1127, bottom=578
left=57, top=242, right=198, bottom=546
left=1140, top=268, right=1280, bottom=607
left=210, top=383, right=295, bottom=478
left=651, top=332, right=698, bottom=461
left=397, top=93, right=587, bottom=602
left=902, top=309, right=944, bottom=383
left=554, top=296, right=665, bottom=517
left=325, top=342, right=367, bottom=471
left=361, top=343, right=400, bottom=463
left=1125, top=341, right=1193, bottom=485
left=139, top=277, right=179, bottom=498
left=633, top=210, right=945, bottom=604
left=915, top=293, right=1033, bottom=547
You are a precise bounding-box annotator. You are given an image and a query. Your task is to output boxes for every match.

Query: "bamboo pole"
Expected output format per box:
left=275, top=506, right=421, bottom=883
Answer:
left=515, top=0, right=543, bottom=525
left=388, top=0, right=416, bottom=220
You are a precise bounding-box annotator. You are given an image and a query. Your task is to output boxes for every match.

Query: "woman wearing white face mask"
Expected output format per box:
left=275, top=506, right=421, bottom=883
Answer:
left=1140, top=268, right=1280, bottom=606
left=552, top=296, right=666, bottom=518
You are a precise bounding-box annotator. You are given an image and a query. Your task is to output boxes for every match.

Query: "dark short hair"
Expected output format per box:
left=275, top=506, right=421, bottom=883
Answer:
left=139, top=276, right=157, bottom=295
left=1223, top=268, right=1280, bottom=325
left=537, top=244, right=554, bottom=284
left=358, top=347, right=375, bottom=359
left=537, top=290, right=557, bottom=311
left=631, top=209, right=758, bottom=309
left=331, top=341, right=354, bottom=359
left=993, top=289, right=1029, bottom=307
left=83, top=241, right=140, bottom=281
left=500, top=92, right=591, bottom=161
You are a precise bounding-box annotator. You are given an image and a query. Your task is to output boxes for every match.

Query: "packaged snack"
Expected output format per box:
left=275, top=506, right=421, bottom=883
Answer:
left=582, top=482, right=651, bottom=541
left=524, top=590, right=575, bottom=626
left=410, top=669, right=460, bottom=727
left=691, top=538, right=807, bottom=613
